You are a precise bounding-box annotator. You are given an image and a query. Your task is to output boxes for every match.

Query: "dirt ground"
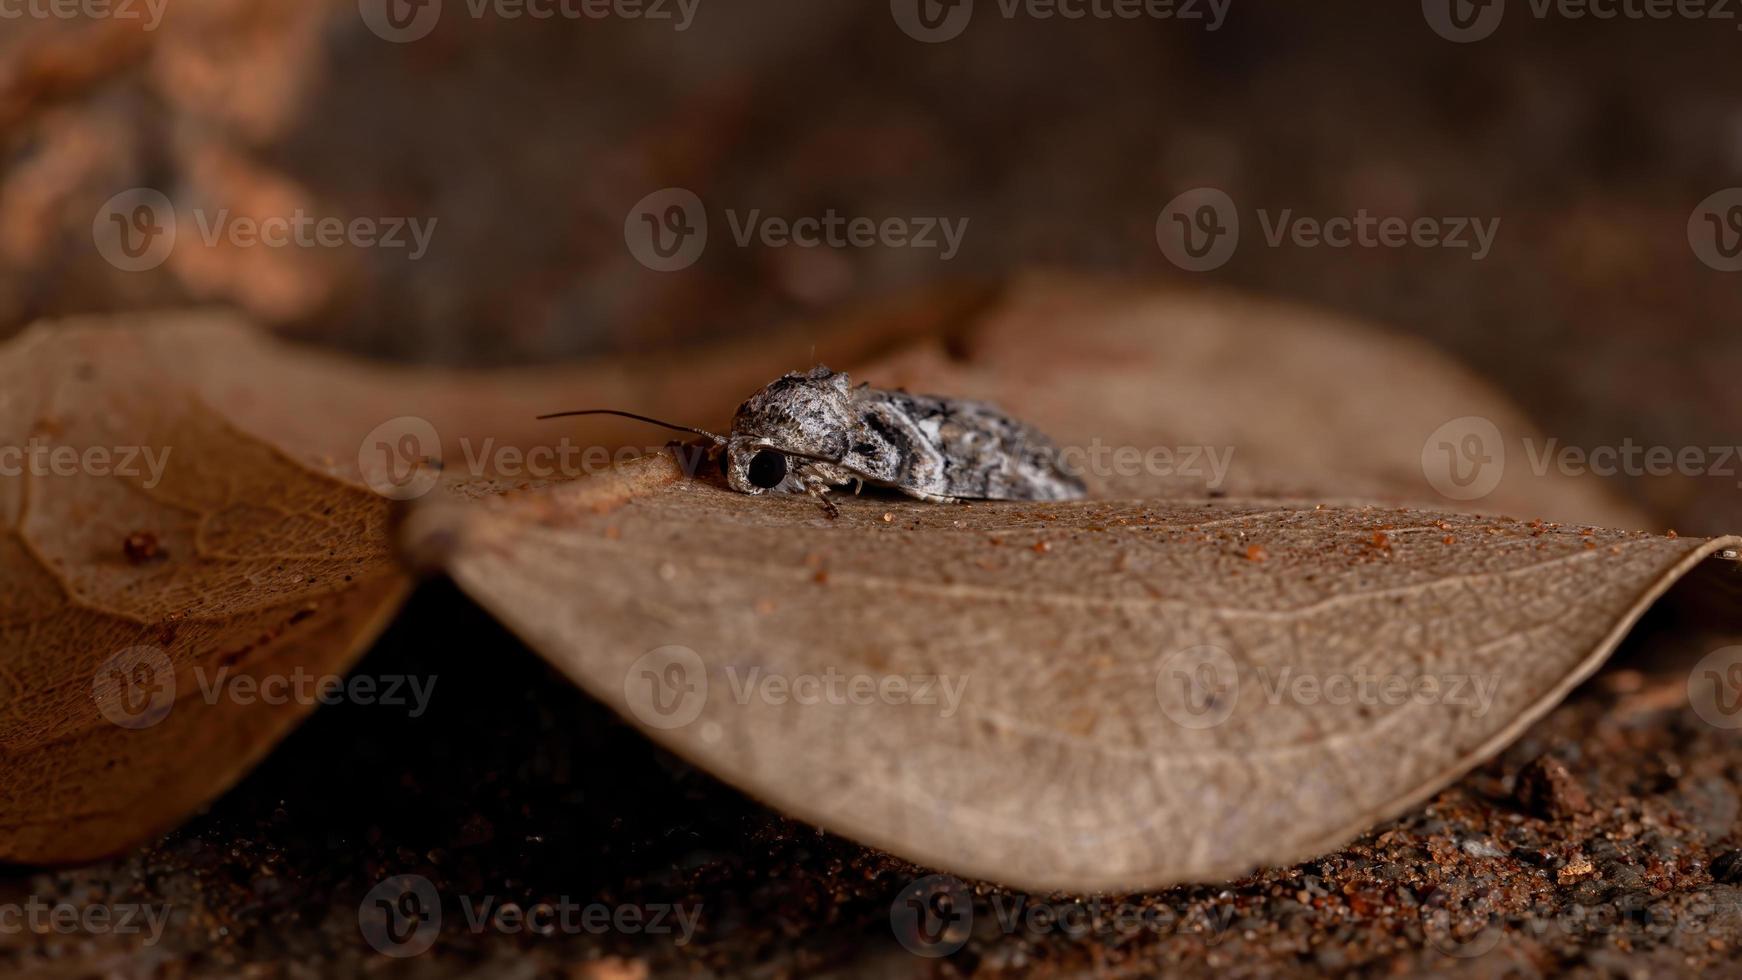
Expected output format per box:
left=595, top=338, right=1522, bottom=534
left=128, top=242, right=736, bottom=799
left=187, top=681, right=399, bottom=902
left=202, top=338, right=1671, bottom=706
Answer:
left=0, top=581, right=1736, bottom=978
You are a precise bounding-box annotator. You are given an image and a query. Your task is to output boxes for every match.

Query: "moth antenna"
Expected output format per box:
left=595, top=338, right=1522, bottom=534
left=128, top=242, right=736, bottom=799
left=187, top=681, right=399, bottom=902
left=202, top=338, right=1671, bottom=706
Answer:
left=536, top=409, right=726, bottom=445
left=774, top=446, right=849, bottom=466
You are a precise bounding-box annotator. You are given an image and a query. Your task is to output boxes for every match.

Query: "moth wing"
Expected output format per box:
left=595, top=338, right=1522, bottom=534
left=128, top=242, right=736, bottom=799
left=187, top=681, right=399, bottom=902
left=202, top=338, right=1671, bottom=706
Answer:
left=929, top=400, right=1087, bottom=502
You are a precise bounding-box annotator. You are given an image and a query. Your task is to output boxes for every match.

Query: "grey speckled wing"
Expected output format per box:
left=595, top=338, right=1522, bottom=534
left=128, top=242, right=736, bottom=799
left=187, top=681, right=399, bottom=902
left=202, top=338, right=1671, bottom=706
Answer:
left=723, top=366, right=1085, bottom=502
left=844, top=388, right=1086, bottom=502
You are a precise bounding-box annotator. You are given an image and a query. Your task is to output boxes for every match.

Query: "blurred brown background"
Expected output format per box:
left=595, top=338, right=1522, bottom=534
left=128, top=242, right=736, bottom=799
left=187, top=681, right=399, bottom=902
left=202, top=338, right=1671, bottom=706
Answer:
left=3, top=0, right=1739, bottom=540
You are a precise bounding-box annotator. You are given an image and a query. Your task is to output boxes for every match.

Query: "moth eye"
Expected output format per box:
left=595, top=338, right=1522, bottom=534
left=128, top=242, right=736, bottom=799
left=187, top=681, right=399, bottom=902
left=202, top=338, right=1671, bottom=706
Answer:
left=747, top=449, right=787, bottom=489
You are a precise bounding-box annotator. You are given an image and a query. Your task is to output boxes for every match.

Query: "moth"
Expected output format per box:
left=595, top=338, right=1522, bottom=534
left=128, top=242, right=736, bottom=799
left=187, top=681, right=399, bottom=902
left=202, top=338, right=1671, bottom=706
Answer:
left=540, top=366, right=1086, bottom=510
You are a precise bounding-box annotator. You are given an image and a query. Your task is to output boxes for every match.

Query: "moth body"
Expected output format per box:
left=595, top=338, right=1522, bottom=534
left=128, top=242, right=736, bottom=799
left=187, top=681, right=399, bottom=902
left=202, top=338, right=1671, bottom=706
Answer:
left=723, top=366, right=1086, bottom=503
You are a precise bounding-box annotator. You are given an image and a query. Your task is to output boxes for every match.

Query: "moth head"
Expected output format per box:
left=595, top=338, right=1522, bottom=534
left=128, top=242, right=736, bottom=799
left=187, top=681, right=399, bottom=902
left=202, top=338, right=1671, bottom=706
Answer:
left=724, top=366, right=855, bottom=495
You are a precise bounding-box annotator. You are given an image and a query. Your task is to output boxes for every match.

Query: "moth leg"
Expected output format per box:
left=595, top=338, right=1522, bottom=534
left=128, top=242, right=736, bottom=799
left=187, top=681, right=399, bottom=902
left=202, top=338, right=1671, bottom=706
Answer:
left=802, top=479, right=841, bottom=519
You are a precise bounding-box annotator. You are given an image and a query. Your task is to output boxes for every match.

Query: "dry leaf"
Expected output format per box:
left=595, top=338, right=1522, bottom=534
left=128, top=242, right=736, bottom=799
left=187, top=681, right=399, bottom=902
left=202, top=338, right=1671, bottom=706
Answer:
left=0, top=292, right=969, bottom=862
left=0, top=321, right=406, bottom=862
left=855, top=274, right=1645, bottom=528
left=0, top=279, right=1715, bottom=884
left=411, top=454, right=1739, bottom=892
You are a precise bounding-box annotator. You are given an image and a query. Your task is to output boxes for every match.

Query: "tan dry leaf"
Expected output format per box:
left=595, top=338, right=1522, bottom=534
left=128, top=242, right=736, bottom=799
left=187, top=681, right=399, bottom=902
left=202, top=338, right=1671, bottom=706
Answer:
left=0, top=291, right=977, bottom=863
left=166, top=285, right=989, bottom=495
left=0, top=322, right=406, bottom=863
left=856, top=274, right=1645, bottom=529
left=410, top=454, right=1739, bottom=892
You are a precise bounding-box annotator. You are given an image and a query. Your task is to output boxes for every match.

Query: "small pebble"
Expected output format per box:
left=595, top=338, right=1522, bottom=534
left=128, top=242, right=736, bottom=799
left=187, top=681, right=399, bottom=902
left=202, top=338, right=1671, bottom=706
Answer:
left=1711, top=850, right=1742, bottom=885
left=123, top=531, right=162, bottom=565
left=1516, top=756, right=1592, bottom=820
left=1461, top=838, right=1506, bottom=859
left=1557, top=855, right=1596, bottom=884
